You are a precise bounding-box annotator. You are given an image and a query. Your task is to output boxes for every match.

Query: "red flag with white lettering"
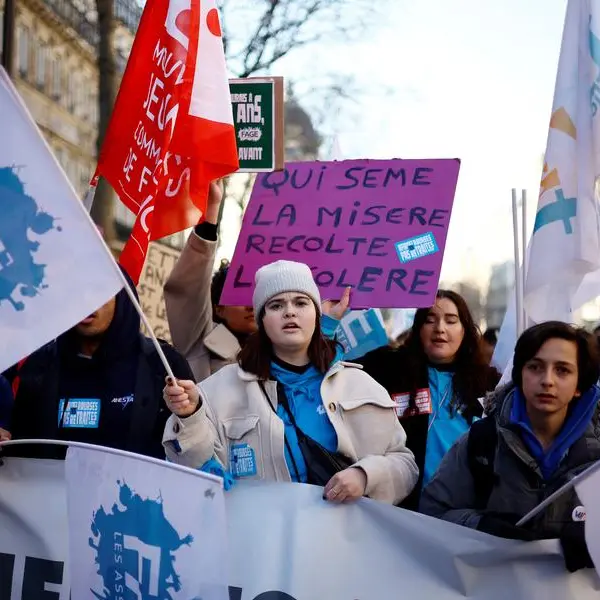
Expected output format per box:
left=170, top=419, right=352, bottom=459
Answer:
left=94, top=0, right=238, bottom=283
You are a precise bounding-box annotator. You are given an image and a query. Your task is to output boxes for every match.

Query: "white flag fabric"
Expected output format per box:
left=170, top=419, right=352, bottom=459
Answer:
left=0, top=67, right=122, bottom=373
left=494, top=0, right=600, bottom=374
left=574, top=464, right=600, bottom=576
left=65, top=446, right=228, bottom=600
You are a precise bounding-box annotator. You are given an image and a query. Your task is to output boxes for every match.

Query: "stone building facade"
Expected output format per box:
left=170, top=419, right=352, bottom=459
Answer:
left=0, top=0, right=139, bottom=198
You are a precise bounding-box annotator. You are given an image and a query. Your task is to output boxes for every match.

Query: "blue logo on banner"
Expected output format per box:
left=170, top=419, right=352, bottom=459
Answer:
left=395, top=232, right=439, bottom=264
left=0, top=167, right=60, bottom=311
left=89, top=481, right=194, bottom=600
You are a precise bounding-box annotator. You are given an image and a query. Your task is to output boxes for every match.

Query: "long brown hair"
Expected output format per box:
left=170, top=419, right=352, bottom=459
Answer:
left=403, top=289, right=498, bottom=420
left=238, top=301, right=338, bottom=380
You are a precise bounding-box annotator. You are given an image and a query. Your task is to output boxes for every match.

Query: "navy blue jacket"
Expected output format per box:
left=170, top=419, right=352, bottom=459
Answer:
left=6, top=274, right=193, bottom=459
left=0, top=375, right=13, bottom=430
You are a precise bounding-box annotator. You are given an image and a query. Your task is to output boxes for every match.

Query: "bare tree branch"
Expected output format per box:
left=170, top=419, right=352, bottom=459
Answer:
left=218, top=0, right=383, bottom=78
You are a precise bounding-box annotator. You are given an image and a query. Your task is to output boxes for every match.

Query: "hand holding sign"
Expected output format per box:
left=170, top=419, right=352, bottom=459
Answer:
left=322, top=287, right=351, bottom=320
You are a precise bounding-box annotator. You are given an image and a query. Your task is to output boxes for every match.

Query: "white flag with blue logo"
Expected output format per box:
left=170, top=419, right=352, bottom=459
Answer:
left=65, top=445, right=228, bottom=600
left=494, top=0, right=600, bottom=373
left=0, top=68, right=122, bottom=373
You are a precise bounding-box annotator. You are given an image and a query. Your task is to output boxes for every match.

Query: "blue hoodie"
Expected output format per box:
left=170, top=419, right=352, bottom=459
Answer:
left=423, top=366, right=475, bottom=486
left=0, top=375, right=13, bottom=430
left=271, top=358, right=338, bottom=483
left=510, top=385, right=600, bottom=479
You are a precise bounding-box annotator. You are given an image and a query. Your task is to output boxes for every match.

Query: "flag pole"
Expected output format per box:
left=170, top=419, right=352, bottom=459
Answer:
left=80, top=176, right=177, bottom=381
left=82, top=181, right=98, bottom=213
left=516, top=456, right=600, bottom=527
left=82, top=199, right=177, bottom=381
left=0, top=439, right=223, bottom=484
left=512, top=189, right=524, bottom=336
left=521, top=189, right=528, bottom=328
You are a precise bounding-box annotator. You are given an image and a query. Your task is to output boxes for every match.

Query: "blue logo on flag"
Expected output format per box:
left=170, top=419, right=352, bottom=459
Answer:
left=89, top=481, right=195, bottom=600
left=0, top=167, right=60, bottom=311
left=533, top=188, right=577, bottom=234
left=590, top=17, right=600, bottom=115
left=395, top=232, right=439, bottom=264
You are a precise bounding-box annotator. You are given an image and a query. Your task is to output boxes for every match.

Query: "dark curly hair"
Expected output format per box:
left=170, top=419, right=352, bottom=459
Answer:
left=403, top=289, right=498, bottom=421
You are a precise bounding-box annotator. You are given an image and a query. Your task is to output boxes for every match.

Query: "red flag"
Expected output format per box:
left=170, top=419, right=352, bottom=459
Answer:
left=95, top=0, right=238, bottom=282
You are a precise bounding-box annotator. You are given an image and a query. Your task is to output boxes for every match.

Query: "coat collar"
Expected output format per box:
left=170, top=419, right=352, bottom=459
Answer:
left=237, top=360, right=362, bottom=382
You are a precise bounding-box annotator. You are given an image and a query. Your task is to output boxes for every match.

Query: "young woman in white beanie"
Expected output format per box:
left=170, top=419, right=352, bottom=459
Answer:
left=162, top=260, right=418, bottom=504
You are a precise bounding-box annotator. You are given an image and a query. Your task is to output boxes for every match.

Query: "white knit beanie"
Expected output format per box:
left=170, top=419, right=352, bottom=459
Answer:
left=253, top=260, right=321, bottom=317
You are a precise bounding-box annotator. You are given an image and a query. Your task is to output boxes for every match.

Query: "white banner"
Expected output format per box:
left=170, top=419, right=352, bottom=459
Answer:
left=0, top=457, right=599, bottom=600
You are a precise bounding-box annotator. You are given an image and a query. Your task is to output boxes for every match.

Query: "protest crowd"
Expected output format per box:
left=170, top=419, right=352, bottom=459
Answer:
left=2, top=0, right=600, bottom=596
left=2, top=178, right=600, bottom=578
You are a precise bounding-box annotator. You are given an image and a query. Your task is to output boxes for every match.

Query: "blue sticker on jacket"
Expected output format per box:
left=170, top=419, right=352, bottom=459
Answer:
left=230, top=443, right=257, bottom=478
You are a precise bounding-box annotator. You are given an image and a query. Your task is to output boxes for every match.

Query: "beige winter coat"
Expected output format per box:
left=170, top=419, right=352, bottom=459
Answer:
left=164, top=231, right=240, bottom=382
left=163, top=361, right=419, bottom=504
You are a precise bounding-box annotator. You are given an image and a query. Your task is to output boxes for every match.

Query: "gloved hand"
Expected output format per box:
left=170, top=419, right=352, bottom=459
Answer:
left=477, top=512, right=538, bottom=541
left=560, top=522, right=594, bottom=573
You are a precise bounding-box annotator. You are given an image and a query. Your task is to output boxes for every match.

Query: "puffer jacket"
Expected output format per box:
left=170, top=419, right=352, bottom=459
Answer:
left=163, top=361, right=419, bottom=505
left=420, top=383, right=600, bottom=538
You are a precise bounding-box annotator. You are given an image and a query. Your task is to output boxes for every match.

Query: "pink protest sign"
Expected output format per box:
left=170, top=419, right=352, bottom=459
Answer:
left=221, top=158, right=460, bottom=309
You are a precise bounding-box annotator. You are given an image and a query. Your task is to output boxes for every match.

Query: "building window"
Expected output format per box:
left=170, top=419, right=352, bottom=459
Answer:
left=72, top=72, right=80, bottom=116
left=90, top=89, right=98, bottom=126
left=79, top=161, right=90, bottom=193
left=17, top=26, right=30, bottom=78
left=35, top=44, right=46, bottom=90
left=50, top=56, right=61, bottom=100
left=65, top=70, right=74, bottom=112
